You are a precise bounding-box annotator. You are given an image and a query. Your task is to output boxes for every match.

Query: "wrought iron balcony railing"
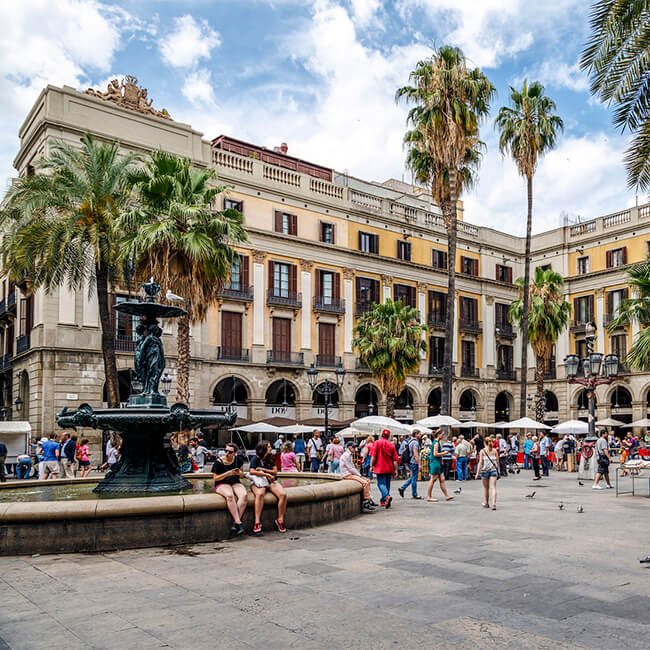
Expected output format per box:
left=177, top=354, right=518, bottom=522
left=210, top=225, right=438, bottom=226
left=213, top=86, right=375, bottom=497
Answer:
left=266, top=289, right=302, bottom=308
left=217, top=346, right=249, bottom=362
left=217, top=284, right=254, bottom=301
left=267, top=350, right=304, bottom=366
left=313, top=295, right=345, bottom=313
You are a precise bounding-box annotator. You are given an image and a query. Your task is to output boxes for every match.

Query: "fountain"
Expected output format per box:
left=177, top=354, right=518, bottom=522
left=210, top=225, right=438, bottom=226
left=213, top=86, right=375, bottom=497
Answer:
left=55, top=279, right=236, bottom=493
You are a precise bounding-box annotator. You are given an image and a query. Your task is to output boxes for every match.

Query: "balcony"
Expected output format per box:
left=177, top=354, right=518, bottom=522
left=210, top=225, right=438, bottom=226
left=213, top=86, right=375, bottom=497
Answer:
left=427, top=313, right=446, bottom=329
left=459, top=319, right=482, bottom=334
left=267, top=350, right=304, bottom=366
left=16, top=334, right=30, bottom=355
left=355, top=302, right=375, bottom=317
left=266, top=289, right=302, bottom=309
left=217, top=347, right=249, bottom=362
left=313, top=295, right=345, bottom=314
left=217, top=284, right=253, bottom=301
left=495, top=323, right=516, bottom=339
left=316, top=354, right=341, bottom=368
left=604, top=313, right=627, bottom=329
left=570, top=319, right=594, bottom=334
left=428, top=364, right=445, bottom=376
left=356, top=358, right=371, bottom=372
left=461, top=366, right=480, bottom=378
left=496, top=368, right=516, bottom=381
left=2, top=352, right=12, bottom=370
left=115, top=334, right=136, bottom=352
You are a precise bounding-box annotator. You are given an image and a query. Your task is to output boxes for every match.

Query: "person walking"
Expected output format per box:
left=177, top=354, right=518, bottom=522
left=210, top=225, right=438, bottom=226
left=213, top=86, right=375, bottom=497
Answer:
left=294, top=435, right=306, bottom=471
left=496, top=434, right=508, bottom=478
left=531, top=435, right=541, bottom=480
left=593, top=429, right=613, bottom=489
left=59, top=432, right=77, bottom=479
left=523, top=433, right=533, bottom=470
left=555, top=435, right=565, bottom=471
left=442, top=435, right=455, bottom=480
left=41, top=433, right=61, bottom=480
left=212, top=442, right=247, bottom=536
left=370, top=430, right=399, bottom=508
left=475, top=436, right=499, bottom=510
left=398, top=430, right=422, bottom=499
left=566, top=434, right=576, bottom=472
left=0, top=438, right=7, bottom=482
left=540, top=431, right=551, bottom=477
left=455, top=435, right=471, bottom=482
left=77, top=438, right=92, bottom=478
left=427, top=430, right=454, bottom=502
left=307, top=430, right=323, bottom=473
left=360, top=436, right=375, bottom=478
left=189, top=437, right=210, bottom=471
left=340, top=441, right=376, bottom=511
left=327, top=437, right=344, bottom=473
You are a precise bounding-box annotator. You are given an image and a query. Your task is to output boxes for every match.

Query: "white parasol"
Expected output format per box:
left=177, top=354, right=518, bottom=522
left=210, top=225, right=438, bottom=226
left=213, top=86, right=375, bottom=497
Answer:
left=231, top=422, right=282, bottom=434
left=595, top=417, right=626, bottom=427
left=495, top=417, right=550, bottom=430
left=277, top=424, right=319, bottom=434
left=454, top=421, right=494, bottom=429
left=351, top=416, right=411, bottom=435
left=622, top=418, right=650, bottom=428
left=417, top=415, right=461, bottom=428
left=550, top=420, right=589, bottom=435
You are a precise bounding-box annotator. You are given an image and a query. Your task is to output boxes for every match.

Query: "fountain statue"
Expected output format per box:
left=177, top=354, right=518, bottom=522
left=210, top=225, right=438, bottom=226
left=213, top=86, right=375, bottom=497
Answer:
left=56, top=280, right=236, bottom=493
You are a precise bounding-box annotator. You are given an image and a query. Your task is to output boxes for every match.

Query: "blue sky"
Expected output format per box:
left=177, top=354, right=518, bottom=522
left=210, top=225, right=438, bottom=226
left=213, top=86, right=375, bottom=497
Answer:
left=0, top=0, right=639, bottom=235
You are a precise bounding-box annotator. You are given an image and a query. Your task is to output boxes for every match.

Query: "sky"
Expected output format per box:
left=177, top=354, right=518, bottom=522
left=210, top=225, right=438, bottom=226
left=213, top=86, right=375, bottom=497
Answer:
left=0, top=0, right=641, bottom=235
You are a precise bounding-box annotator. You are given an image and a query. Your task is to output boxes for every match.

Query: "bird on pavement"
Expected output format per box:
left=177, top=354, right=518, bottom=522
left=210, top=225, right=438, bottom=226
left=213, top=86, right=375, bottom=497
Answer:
left=577, top=505, right=584, bottom=513
left=640, top=556, right=650, bottom=564
left=578, top=481, right=584, bottom=486
left=166, top=289, right=185, bottom=302
left=525, top=491, right=536, bottom=499
left=558, top=502, right=564, bottom=510
left=454, top=487, right=462, bottom=495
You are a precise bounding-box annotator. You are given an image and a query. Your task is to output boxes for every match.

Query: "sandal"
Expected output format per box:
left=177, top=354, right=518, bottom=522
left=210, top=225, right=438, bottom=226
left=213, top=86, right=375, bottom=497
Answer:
left=491, top=505, right=497, bottom=510
left=445, top=496, right=454, bottom=501
left=252, top=523, right=262, bottom=534
left=427, top=498, right=438, bottom=502
left=482, top=503, right=489, bottom=508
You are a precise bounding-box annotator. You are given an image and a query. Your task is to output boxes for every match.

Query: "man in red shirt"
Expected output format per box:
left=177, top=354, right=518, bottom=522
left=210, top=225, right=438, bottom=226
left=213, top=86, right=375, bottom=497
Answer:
left=371, top=430, right=399, bottom=508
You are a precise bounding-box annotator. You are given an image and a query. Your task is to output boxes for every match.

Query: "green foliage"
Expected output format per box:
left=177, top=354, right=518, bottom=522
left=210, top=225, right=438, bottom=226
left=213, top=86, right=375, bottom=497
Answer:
left=581, top=1, right=650, bottom=189
left=353, top=299, right=427, bottom=399
left=509, top=267, right=571, bottom=360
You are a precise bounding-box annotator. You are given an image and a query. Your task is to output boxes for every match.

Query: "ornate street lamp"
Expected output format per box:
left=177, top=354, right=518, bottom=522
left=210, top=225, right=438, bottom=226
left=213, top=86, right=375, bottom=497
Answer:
left=308, top=361, right=345, bottom=439
left=161, top=371, right=172, bottom=396
left=14, top=394, right=23, bottom=413
left=564, top=322, right=618, bottom=440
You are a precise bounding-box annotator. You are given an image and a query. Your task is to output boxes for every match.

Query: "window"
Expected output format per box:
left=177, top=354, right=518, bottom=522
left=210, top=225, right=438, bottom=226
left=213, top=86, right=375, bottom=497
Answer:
left=397, top=240, right=411, bottom=261
left=576, top=339, right=587, bottom=361
left=318, top=323, right=336, bottom=364
left=432, top=249, right=448, bottom=270
left=358, top=231, right=379, bottom=254
left=573, top=295, right=594, bottom=324
left=269, top=261, right=297, bottom=298
left=430, top=336, right=445, bottom=368
left=495, top=303, right=510, bottom=329
left=497, top=345, right=513, bottom=371
left=320, top=222, right=335, bottom=244
left=115, top=295, right=137, bottom=342
left=611, top=333, right=627, bottom=360
left=19, top=296, right=33, bottom=337
left=221, top=312, right=242, bottom=356
left=539, top=264, right=552, bottom=272
left=393, top=284, right=416, bottom=308
left=274, top=211, right=297, bottom=236
left=606, top=247, right=627, bottom=268
left=428, top=290, right=447, bottom=323
left=356, top=277, right=380, bottom=307
left=459, top=296, right=478, bottom=323
left=230, top=255, right=241, bottom=291
left=224, top=199, right=243, bottom=212
left=272, top=317, right=291, bottom=359
left=577, top=256, right=590, bottom=274
left=496, top=264, right=512, bottom=283
left=461, top=340, right=475, bottom=370
left=461, top=256, right=478, bottom=276
left=607, top=288, right=628, bottom=318
left=316, top=270, right=340, bottom=304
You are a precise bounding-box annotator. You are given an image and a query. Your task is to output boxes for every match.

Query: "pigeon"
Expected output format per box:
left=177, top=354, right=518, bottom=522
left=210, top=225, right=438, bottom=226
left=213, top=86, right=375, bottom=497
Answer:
left=640, top=556, right=650, bottom=564
left=578, top=481, right=584, bottom=486
left=525, top=491, right=536, bottom=499
left=454, top=487, right=462, bottom=495
left=577, top=505, right=584, bottom=513
left=166, top=289, right=185, bottom=303
left=558, top=502, right=564, bottom=510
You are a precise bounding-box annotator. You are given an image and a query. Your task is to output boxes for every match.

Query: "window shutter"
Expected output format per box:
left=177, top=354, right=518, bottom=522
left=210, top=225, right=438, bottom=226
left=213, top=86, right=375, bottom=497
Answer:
left=331, top=223, right=336, bottom=245
left=506, top=267, right=512, bottom=283
left=622, top=247, right=628, bottom=264
left=607, top=291, right=613, bottom=316
left=409, top=286, right=416, bottom=307
left=241, top=256, right=249, bottom=287
left=333, top=273, right=340, bottom=299
left=372, top=234, right=378, bottom=254
left=372, top=279, right=379, bottom=303
left=356, top=278, right=362, bottom=303
left=606, top=250, right=612, bottom=268
left=442, top=251, right=448, bottom=269
left=358, top=231, right=363, bottom=250
left=623, top=287, right=629, bottom=300
left=588, top=294, right=594, bottom=321
left=315, top=269, right=322, bottom=297
left=496, top=264, right=501, bottom=281
left=290, top=213, right=297, bottom=236
left=573, top=297, right=579, bottom=321
left=269, top=260, right=275, bottom=291
left=289, top=265, right=297, bottom=295
left=274, top=211, right=282, bottom=232
left=472, top=259, right=478, bottom=276
left=428, top=290, right=434, bottom=312
left=319, top=220, right=324, bottom=242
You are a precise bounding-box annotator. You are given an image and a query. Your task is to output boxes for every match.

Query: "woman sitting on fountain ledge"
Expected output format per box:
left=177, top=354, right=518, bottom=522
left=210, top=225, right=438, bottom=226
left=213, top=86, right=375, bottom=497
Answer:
left=212, top=443, right=247, bottom=537
left=248, top=440, right=288, bottom=535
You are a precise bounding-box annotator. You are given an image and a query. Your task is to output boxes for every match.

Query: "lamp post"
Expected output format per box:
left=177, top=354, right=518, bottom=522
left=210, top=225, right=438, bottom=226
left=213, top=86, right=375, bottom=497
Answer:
left=564, top=322, right=618, bottom=441
left=307, top=361, right=345, bottom=439
left=161, top=371, right=172, bottom=396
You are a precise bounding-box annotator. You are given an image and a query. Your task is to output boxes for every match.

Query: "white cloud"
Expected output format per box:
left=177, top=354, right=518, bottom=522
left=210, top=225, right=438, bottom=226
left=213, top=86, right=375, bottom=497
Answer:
left=526, top=60, right=589, bottom=93
left=349, top=0, right=382, bottom=27
left=182, top=68, right=216, bottom=108
left=159, top=15, right=220, bottom=68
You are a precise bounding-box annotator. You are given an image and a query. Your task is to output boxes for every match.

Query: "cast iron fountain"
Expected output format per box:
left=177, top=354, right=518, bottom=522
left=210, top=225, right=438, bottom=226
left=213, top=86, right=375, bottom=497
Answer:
left=56, top=280, right=236, bottom=494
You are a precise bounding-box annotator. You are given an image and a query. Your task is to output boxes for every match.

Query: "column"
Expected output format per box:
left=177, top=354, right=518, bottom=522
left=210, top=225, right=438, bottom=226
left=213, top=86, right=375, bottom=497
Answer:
left=452, top=294, right=458, bottom=364
left=343, top=269, right=354, bottom=354
left=482, top=295, right=495, bottom=370
left=631, top=288, right=640, bottom=346
left=417, top=283, right=427, bottom=359
left=595, top=289, right=605, bottom=353
left=382, top=274, right=392, bottom=303
left=252, top=251, right=266, bottom=346
left=300, top=260, right=312, bottom=350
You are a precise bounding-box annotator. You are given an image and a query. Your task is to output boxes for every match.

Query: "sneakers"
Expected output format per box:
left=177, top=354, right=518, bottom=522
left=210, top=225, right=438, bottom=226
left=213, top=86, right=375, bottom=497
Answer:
left=592, top=485, right=604, bottom=490
left=606, top=485, right=614, bottom=489
left=412, top=495, right=423, bottom=500
left=274, top=519, right=287, bottom=533
left=385, top=495, right=392, bottom=509
left=379, top=501, right=386, bottom=507
left=398, top=487, right=405, bottom=498
left=252, top=522, right=262, bottom=534
left=235, top=523, right=246, bottom=536
left=362, top=500, right=376, bottom=511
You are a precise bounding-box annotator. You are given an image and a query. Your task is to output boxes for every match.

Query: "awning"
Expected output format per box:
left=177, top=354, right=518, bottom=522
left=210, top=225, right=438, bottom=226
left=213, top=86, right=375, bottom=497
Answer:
left=0, top=421, right=31, bottom=434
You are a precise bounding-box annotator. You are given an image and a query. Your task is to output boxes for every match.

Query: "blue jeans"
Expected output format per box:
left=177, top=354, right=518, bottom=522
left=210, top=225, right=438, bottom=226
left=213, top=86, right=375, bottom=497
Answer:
left=524, top=453, right=530, bottom=469
left=456, top=457, right=467, bottom=481
left=541, top=455, right=549, bottom=476
left=376, top=473, right=392, bottom=502
left=362, top=456, right=373, bottom=479
left=329, top=459, right=340, bottom=473
left=400, top=462, right=419, bottom=496
left=310, top=457, right=319, bottom=472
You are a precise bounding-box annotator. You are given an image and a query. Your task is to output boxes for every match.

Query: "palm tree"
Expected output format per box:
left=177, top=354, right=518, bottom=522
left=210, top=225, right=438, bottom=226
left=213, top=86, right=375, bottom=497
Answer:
left=581, top=1, right=650, bottom=190
left=121, top=151, right=247, bottom=404
left=608, top=260, right=650, bottom=369
left=396, top=45, right=494, bottom=416
left=509, top=267, right=571, bottom=421
left=0, top=133, right=139, bottom=407
left=495, top=81, right=563, bottom=416
left=353, top=299, right=427, bottom=418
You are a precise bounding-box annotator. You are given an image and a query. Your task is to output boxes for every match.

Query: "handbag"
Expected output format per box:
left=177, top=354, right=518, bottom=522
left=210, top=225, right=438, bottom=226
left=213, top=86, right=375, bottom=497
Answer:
left=485, top=451, right=500, bottom=480
left=247, top=473, right=270, bottom=488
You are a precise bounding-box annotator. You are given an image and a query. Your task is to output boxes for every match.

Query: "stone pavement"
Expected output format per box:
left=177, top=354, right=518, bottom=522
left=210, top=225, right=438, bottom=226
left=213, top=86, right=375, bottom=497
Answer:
left=0, top=471, right=648, bottom=649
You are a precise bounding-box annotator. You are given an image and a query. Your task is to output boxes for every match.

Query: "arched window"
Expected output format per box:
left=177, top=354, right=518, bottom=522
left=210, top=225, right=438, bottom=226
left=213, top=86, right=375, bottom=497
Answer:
left=428, top=388, right=441, bottom=416
left=577, top=389, right=596, bottom=410
left=312, top=385, right=339, bottom=407
left=265, top=380, right=296, bottom=406
left=213, top=377, right=248, bottom=406
left=355, top=384, right=380, bottom=418
left=494, top=392, right=511, bottom=422
left=544, top=391, right=559, bottom=412
left=459, top=389, right=477, bottom=412
left=610, top=386, right=632, bottom=408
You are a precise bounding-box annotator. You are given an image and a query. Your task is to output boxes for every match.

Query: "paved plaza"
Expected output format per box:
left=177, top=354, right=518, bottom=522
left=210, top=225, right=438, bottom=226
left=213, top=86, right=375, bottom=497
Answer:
left=0, top=471, right=648, bottom=649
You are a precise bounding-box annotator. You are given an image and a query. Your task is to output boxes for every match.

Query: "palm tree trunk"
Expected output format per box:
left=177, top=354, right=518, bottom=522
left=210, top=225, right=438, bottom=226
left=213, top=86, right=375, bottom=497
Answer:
left=519, top=174, right=533, bottom=417
left=441, top=198, right=457, bottom=416
left=386, top=393, right=396, bottom=419
left=535, top=355, right=545, bottom=422
left=95, top=261, right=120, bottom=408
left=176, top=313, right=190, bottom=404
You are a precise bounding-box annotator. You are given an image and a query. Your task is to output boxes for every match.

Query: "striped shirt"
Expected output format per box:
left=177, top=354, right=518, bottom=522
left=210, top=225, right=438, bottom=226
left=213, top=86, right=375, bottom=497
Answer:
left=442, top=441, right=455, bottom=460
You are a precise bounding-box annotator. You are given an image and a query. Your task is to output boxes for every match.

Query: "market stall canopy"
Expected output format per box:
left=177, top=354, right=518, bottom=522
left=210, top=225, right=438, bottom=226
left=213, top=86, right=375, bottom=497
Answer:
left=595, top=417, right=626, bottom=427
left=406, top=424, right=433, bottom=434
left=298, top=417, right=350, bottom=428
left=495, top=417, right=550, bottom=430
left=277, top=424, right=319, bottom=435
left=231, top=422, right=282, bottom=434
left=417, top=415, right=461, bottom=428
left=352, top=416, right=411, bottom=435
left=622, top=418, right=650, bottom=428
left=336, top=427, right=367, bottom=440
left=454, top=421, right=494, bottom=429
left=551, top=420, right=589, bottom=435
left=0, top=421, right=31, bottom=434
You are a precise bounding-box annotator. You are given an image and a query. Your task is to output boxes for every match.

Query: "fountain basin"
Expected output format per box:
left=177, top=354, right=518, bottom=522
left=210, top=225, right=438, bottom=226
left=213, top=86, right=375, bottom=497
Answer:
left=0, top=473, right=362, bottom=556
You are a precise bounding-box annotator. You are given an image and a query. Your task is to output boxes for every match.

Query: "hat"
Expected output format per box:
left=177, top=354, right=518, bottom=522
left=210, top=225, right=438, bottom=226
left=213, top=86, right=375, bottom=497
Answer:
left=346, top=441, right=355, bottom=448
left=381, top=429, right=390, bottom=438
left=40, top=437, right=48, bottom=443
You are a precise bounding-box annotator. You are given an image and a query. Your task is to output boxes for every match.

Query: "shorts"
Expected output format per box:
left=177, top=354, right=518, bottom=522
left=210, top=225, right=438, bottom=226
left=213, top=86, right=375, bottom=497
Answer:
left=78, top=460, right=90, bottom=467
left=295, top=453, right=305, bottom=462
left=43, top=460, right=59, bottom=476
left=597, top=459, right=609, bottom=476
left=480, top=470, right=498, bottom=479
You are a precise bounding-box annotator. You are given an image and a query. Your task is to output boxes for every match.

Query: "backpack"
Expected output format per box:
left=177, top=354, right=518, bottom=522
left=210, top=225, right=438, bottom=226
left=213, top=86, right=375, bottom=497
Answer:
left=400, top=439, right=412, bottom=464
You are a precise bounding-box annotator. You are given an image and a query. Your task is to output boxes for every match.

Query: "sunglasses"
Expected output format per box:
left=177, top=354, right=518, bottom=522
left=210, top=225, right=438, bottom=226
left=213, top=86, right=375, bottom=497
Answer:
left=225, top=449, right=235, bottom=454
